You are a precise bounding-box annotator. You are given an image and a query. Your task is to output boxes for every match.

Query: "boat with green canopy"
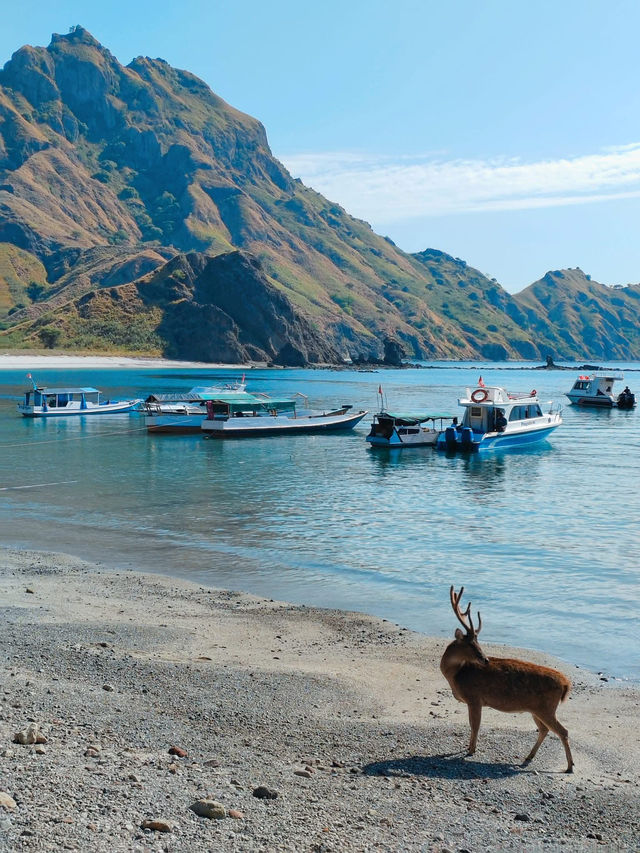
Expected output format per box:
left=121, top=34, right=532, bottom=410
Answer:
left=366, top=410, right=455, bottom=448
left=201, top=392, right=367, bottom=438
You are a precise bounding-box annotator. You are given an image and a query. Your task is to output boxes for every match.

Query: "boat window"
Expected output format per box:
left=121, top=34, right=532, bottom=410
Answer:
left=470, top=407, right=481, bottom=417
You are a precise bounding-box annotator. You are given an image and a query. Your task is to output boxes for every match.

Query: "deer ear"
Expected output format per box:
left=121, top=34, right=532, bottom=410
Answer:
left=455, top=628, right=464, bottom=639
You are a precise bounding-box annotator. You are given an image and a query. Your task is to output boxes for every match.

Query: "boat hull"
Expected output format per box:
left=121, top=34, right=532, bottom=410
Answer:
left=437, top=422, right=560, bottom=452
left=18, top=400, right=141, bottom=417
left=145, top=414, right=205, bottom=433
left=202, top=410, right=367, bottom=438
left=366, top=429, right=439, bottom=448
left=566, top=394, right=614, bottom=407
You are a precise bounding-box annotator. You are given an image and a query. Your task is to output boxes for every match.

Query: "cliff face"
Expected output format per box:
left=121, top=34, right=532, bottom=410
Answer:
left=12, top=250, right=341, bottom=364
left=1, top=26, right=639, bottom=362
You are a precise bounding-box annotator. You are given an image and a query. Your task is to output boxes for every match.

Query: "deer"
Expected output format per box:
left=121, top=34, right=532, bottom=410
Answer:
left=440, top=586, right=574, bottom=773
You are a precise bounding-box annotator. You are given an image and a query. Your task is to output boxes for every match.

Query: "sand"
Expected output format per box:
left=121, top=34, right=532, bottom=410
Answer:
left=0, top=355, right=244, bottom=370
left=0, top=548, right=638, bottom=852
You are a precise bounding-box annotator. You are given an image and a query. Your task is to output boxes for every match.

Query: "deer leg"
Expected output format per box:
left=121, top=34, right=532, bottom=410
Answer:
left=466, top=702, right=482, bottom=755
left=536, top=711, right=574, bottom=773
left=523, top=714, right=548, bottom=765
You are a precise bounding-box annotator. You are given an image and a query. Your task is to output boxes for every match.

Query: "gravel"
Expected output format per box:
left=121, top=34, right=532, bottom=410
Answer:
left=1, top=548, right=638, bottom=851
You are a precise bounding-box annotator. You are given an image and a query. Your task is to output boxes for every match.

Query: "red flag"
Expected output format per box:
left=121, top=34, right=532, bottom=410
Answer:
left=478, top=376, right=485, bottom=387
left=26, top=373, right=32, bottom=379
left=378, top=385, right=383, bottom=395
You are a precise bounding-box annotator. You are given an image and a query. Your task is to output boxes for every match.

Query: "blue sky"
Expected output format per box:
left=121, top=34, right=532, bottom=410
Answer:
left=2, top=1, right=640, bottom=292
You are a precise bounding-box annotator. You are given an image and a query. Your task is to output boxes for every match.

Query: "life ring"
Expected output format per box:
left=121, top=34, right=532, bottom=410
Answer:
left=530, top=389, right=537, bottom=397
left=471, top=388, right=488, bottom=403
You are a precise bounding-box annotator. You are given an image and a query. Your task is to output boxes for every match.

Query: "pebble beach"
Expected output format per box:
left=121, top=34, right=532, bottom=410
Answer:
left=1, top=549, right=639, bottom=852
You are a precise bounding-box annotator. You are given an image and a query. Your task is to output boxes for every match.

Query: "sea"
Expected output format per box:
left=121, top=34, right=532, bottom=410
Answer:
left=1, top=361, right=639, bottom=682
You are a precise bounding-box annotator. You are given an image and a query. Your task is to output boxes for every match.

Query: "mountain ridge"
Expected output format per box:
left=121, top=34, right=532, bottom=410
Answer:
left=1, top=26, right=640, bottom=362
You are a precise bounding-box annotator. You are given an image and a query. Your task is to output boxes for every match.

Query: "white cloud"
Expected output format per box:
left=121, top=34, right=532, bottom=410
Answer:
left=278, top=144, right=640, bottom=221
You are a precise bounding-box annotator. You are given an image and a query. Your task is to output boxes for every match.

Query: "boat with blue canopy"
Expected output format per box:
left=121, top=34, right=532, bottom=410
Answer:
left=18, top=379, right=141, bottom=417
left=436, top=380, right=562, bottom=452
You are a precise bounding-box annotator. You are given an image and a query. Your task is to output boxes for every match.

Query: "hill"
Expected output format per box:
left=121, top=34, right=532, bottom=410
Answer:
left=1, top=26, right=639, bottom=362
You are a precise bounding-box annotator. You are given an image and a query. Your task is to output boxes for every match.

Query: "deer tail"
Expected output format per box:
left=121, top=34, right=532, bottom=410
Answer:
left=560, top=681, right=571, bottom=702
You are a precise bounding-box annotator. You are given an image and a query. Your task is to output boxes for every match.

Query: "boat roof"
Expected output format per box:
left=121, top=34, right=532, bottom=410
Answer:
left=381, top=411, right=456, bottom=422
left=207, top=392, right=296, bottom=406
left=578, top=371, right=624, bottom=380
left=31, top=386, right=101, bottom=394
left=146, top=386, right=245, bottom=403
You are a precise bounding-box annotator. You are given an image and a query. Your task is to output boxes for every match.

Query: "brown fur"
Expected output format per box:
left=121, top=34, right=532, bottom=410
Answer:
left=441, top=586, right=574, bottom=772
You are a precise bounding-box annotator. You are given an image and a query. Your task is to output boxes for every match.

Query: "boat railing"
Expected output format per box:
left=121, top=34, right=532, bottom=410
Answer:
left=506, top=390, right=538, bottom=400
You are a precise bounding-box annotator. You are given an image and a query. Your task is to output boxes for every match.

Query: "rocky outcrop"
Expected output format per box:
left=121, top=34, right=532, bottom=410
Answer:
left=13, top=250, right=341, bottom=363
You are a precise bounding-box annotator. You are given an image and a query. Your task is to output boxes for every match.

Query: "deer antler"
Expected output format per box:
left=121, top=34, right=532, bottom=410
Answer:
left=449, top=585, right=482, bottom=636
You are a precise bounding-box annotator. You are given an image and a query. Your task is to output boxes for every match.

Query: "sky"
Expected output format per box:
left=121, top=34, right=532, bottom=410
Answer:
left=2, top=0, right=640, bottom=293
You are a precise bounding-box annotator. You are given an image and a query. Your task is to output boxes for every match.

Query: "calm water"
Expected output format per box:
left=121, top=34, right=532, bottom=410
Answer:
left=1, top=362, right=639, bottom=681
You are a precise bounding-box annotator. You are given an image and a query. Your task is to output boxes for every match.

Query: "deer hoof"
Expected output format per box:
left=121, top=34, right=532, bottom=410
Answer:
left=564, top=766, right=574, bottom=774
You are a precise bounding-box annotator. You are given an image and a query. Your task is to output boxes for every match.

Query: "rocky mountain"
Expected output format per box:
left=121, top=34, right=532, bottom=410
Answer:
left=513, top=268, right=640, bottom=360
left=1, top=26, right=639, bottom=362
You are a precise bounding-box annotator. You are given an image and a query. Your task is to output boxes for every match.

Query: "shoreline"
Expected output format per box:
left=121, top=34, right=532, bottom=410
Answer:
left=1, top=547, right=638, bottom=851
left=2, top=353, right=639, bottom=373
left=0, top=354, right=250, bottom=370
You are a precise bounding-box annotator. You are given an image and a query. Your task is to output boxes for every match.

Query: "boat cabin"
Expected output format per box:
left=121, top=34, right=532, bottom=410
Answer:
left=204, top=392, right=298, bottom=420
left=460, top=386, right=543, bottom=433
left=566, top=372, right=628, bottom=407
left=23, top=387, right=104, bottom=410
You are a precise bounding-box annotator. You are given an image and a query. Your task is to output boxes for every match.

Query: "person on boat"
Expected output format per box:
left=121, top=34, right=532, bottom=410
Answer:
left=494, top=409, right=507, bottom=432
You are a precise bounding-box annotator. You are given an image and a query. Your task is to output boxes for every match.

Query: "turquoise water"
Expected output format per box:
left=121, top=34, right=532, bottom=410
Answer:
left=1, top=362, right=639, bottom=680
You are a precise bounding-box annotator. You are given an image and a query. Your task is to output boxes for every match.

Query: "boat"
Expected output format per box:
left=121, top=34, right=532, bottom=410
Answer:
left=366, top=411, right=454, bottom=448
left=18, top=378, right=141, bottom=417
left=565, top=372, right=635, bottom=409
left=200, top=393, right=367, bottom=438
left=436, top=380, right=562, bottom=452
left=143, top=380, right=247, bottom=434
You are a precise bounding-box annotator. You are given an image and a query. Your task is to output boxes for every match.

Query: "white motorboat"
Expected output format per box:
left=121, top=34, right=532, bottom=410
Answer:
left=18, top=379, right=141, bottom=417
left=437, top=380, right=562, bottom=452
left=565, top=372, right=635, bottom=409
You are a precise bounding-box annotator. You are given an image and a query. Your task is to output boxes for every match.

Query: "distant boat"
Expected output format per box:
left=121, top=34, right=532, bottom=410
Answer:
left=436, top=381, right=562, bottom=452
left=366, top=411, right=454, bottom=448
left=200, top=393, right=367, bottom=438
left=18, top=379, right=141, bottom=417
left=565, top=372, right=635, bottom=409
left=143, top=379, right=247, bottom=434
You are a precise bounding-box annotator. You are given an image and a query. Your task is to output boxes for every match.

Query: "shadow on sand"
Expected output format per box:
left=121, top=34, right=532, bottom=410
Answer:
left=362, top=752, right=530, bottom=780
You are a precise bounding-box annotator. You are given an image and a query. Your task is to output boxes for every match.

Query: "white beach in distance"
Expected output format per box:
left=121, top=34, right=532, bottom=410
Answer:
left=0, top=353, right=246, bottom=370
